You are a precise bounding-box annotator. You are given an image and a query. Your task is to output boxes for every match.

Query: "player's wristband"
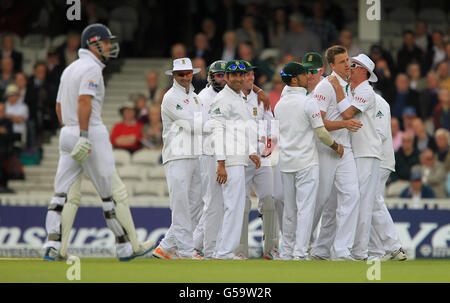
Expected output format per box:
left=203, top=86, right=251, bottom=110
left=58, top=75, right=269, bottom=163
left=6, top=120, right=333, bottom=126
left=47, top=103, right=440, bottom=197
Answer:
left=337, top=97, right=351, bottom=113
left=80, top=130, right=89, bottom=138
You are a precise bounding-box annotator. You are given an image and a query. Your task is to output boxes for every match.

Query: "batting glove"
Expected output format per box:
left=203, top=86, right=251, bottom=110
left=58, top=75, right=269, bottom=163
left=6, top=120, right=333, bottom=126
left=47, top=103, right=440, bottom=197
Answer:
left=71, top=137, right=92, bottom=164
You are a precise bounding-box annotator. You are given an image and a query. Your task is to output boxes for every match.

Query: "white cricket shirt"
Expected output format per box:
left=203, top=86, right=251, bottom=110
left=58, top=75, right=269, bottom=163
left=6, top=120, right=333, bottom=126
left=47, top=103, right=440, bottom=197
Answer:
left=312, top=71, right=351, bottom=148
left=350, top=80, right=382, bottom=159
left=161, top=80, right=203, bottom=164
left=375, top=93, right=395, bottom=171
left=56, top=49, right=105, bottom=126
left=198, top=84, right=218, bottom=156
left=274, top=86, right=324, bottom=173
left=5, top=101, right=28, bottom=135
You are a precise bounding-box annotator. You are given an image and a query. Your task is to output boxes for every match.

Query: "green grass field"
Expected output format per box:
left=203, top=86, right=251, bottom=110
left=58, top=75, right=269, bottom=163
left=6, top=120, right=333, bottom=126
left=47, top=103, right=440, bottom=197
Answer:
left=1, top=258, right=450, bottom=283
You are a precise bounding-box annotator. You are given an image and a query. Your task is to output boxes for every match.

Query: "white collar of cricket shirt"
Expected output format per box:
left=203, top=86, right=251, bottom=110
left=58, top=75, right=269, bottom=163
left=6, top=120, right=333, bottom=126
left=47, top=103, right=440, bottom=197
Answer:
left=78, top=48, right=105, bottom=70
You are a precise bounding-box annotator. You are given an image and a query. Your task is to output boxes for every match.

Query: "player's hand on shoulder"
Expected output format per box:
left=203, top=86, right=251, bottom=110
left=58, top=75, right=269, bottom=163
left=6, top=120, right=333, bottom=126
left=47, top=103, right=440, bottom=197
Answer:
left=327, top=75, right=340, bottom=90
left=71, top=137, right=92, bottom=164
left=345, top=119, right=363, bottom=132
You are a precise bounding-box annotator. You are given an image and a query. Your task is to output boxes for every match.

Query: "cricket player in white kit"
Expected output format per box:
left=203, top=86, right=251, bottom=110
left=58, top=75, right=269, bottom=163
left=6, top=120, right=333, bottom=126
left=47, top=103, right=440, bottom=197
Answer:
left=43, top=24, right=152, bottom=261
left=235, top=61, right=279, bottom=260
left=309, top=46, right=362, bottom=260
left=193, top=60, right=227, bottom=259
left=210, top=60, right=261, bottom=260
left=153, top=57, right=203, bottom=260
left=370, top=93, right=407, bottom=261
left=274, top=62, right=344, bottom=260
left=333, top=54, right=382, bottom=260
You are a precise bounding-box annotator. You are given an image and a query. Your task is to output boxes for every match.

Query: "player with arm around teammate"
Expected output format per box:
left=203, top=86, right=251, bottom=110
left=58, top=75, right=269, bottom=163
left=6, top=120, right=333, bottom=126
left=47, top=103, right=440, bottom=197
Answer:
left=274, top=62, right=343, bottom=260
left=309, top=46, right=362, bottom=261
left=43, top=24, right=153, bottom=261
left=330, top=53, right=382, bottom=260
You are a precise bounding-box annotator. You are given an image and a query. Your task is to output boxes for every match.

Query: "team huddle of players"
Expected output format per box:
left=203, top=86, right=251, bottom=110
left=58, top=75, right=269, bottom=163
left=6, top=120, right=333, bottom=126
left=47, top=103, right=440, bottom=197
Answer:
left=41, top=23, right=406, bottom=262
left=152, top=44, right=407, bottom=261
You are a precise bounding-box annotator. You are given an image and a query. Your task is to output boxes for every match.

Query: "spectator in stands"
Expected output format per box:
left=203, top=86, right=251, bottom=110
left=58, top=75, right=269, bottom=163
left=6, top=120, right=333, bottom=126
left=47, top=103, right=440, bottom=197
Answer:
left=268, top=8, right=288, bottom=49
left=192, top=57, right=208, bottom=94
left=268, top=75, right=284, bottom=112
left=444, top=42, right=450, bottom=72
left=435, top=128, right=450, bottom=164
left=423, top=30, right=446, bottom=73
left=0, top=102, right=14, bottom=193
left=201, top=18, right=222, bottom=57
left=85, top=1, right=108, bottom=25
left=418, top=71, right=440, bottom=120
left=130, top=93, right=148, bottom=124
left=369, top=44, right=397, bottom=78
left=236, top=15, right=265, bottom=57
left=56, top=31, right=80, bottom=67
left=144, top=70, right=164, bottom=106
left=46, top=47, right=64, bottom=93
left=402, top=107, right=418, bottom=135
left=414, top=21, right=431, bottom=55
left=278, top=12, right=321, bottom=61
left=373, top=58, right=396, bottom=103
left=391, top=74, right=420, bottom=121
left=0, top=32, right=22, bottom=73
left=238, top=41, right=273, bottom=88
left=392, top=117, right=403, bottom=152
left=397, top=30, right=424, bottom=74
left=388, top=131, right=420, bottom=197
left=304, top=2, right=339, bottom=50
left=189, top=32, right=215, bottom=67
left=14, top=72, right=27, bottom=105
left=110, top=101, right=143, bottom=154
left=0, top=57, right=15, bottom=99
left=4, top=84, right=28, bottom=144
left=414, top=149, right=446, bottom=198
left=432, top=88, right=450, bottom=131
left=399, top=169, right=435, bottom=199
left=412, top=118, right=437, bottom=153
left=336, top=29, right=360, bottom=57
left=141, top=105, right=163, bottom=150
left=407, top=62, right=426, bottom=92
left=171, top=43, right=187, bottom=60
left=221, top=31, right=238, bottom=62
left=436, top=61, right=450, bottom=91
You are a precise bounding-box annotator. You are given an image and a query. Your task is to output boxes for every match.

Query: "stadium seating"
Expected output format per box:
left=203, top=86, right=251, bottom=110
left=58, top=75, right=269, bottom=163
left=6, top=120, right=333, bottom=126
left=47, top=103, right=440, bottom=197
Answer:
left=131, top=149, right=161, bottom=166
left=388, top=6, right=416, bottom=23
left=113, top=149, right=131, bottom=167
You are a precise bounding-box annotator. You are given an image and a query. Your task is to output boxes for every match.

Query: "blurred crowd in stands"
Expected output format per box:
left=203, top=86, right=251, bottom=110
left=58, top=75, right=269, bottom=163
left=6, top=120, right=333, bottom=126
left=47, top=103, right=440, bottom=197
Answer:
left=2, top=0, right=450, bottom=199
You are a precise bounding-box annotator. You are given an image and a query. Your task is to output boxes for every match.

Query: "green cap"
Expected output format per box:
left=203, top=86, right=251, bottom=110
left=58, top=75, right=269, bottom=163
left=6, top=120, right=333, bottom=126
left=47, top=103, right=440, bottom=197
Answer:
left=225, top=60, right=248, bottom=73
left=280, top=62, right=308, bottom=84
left=242, top=60, right=257, bottom=72
left=302, top=52, right=323, bottom=68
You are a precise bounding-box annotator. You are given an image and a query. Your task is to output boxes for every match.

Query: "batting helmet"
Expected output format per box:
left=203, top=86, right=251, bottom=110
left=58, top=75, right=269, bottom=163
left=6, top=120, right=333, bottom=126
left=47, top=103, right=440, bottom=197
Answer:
left=81, top=23, right=120, bottom=62
left=207, top=60, right=227, bottom=92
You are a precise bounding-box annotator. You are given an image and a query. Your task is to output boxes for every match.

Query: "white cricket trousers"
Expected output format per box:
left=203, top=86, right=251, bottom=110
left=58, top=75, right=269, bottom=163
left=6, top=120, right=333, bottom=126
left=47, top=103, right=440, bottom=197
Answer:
left=310, top=146, right=360, bottom=258
left=215, top=165, right=246, bottom=259
left=352, top=157, right=380, bottom=260
left=44, top=124, right=116, bottom=251
left=281, top=165, right=319, bottom=259
left=160, top=158, right=202, bottom=258
left=369, top=167, right=401, bottom=256
left=273, top=160, right=284, bottom=232
left=195, top=155, right=224, bottom=258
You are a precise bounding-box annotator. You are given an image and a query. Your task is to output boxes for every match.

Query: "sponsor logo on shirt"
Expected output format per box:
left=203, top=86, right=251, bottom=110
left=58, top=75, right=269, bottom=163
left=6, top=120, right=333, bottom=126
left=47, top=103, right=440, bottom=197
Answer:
left=87, top=80, right=98, bottom=90
left=184, top=99, right=190, bottom=104
left=176, top=104, right=183, bottom=110
left=314, top=94, right=326, bottom=102
left=213, top=108, right=221, bottom=115
left=354, top=96, right=366, bottom=103
left=312, top=112, right=321, bottom=119
left=376, top=110, right=384, bottom=118
left=194, top=97, right=199, bottom=104
left=253, top=107, right=258, bottom=117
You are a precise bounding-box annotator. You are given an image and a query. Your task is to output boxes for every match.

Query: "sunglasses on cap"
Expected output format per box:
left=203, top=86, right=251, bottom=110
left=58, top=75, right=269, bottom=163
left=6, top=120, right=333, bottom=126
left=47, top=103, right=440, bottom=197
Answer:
left=280, top=70, right=294, bottom=77
left=175, top=71, right=193, bottom=77
left=228, top=63, right=246, bottom=71
left=214, top=73, right=225, bottom=78
left=350, top=63, right=364, bottom=69
left=308, top=68, right=321, bottom=75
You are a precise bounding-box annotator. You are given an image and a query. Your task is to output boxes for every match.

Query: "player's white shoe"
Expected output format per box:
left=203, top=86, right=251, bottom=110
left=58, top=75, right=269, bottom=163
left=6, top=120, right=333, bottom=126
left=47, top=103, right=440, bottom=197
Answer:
left=309, top=254, right=329, bottom=260
left=381, top=248, right=407, bottom=261
left=118, top=240, right=154, bottom=262
left=293, top=255, right=309, bottom=261
left=152, top=246, right=181, bottom=260
left=233, top=253, right=248, bottom=260
left=263, top=248, right=280, bottom=260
